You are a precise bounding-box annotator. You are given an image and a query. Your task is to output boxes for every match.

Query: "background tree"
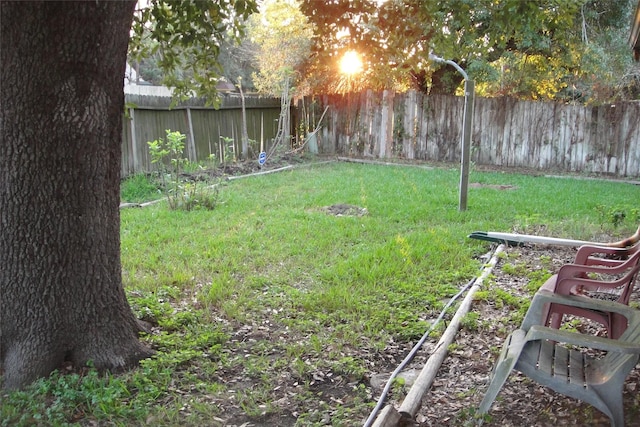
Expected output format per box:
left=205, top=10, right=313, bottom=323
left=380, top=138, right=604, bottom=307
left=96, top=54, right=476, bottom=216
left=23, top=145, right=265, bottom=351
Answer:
left=560, top=0, right=639, bottom=103
left=217, top=37, right=258, bottom=91
left=247, top=0, right=314, bottom=150
left=136, top=54, right=165, bottom=85
left=129, top=29, right=258, bottom=91
left=129, top=0, right=256, bottom=105
left=0, top=0, right=256, bottom=391
left=433, top=0, right=637, bottom=102
left=247, top=0, right=314, bottom=96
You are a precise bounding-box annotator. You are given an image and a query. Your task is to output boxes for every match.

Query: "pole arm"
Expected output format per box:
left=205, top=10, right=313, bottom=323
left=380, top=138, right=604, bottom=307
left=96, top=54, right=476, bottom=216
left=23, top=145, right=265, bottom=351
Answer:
left=428, top=53, right=469, bottom=81
left=429, top=52, right=474, bottom=211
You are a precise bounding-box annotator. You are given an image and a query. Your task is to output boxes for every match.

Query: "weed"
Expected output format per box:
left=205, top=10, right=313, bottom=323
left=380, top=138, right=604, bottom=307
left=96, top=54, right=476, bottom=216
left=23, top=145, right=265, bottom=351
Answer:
left=525, top=269, right=553, bottom=293
left=237, top=388, right=272, bottom=418
left=220, top=136, right=236, bottom=166
left=513, top=213, right=543, bottom=233
left=392, top=375, right=406, bottom=390
left=538, top=255, right=553, bottom=267
left=461, top=311, right=481, bottom=332
left=474, top=289, right=490, bottom=302
left=448, top=343, right=461, bottom=352
left=609, top=208, right=626, bottom=228
left=560, top=318, right=582, bottom=333
left=1, top=366, right=135, bottom=426
left=501, top=262, right=528, bottom=276
left=492, top=288, right=525, bottom=310
left=595, top=204, right=640, bottom=229
left=332, top=356, right=367, bottom=381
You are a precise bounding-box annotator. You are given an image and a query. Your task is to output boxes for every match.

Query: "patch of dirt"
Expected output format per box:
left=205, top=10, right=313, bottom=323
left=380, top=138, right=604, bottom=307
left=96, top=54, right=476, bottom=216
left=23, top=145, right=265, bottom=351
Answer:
left=322, top=204, right=369, bottom=217
left=469, top=183, right=517, bottom=190
left=204, top=242, right=640, bottom=427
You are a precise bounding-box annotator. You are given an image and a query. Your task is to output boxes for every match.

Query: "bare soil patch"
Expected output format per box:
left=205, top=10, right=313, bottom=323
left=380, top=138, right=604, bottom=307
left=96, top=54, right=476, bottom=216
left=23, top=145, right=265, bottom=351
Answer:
left=321, top=204, right=369, bottom=217
left=469, top=183, right=517, bottom=190
left=204, top=242, right=640, bottom=427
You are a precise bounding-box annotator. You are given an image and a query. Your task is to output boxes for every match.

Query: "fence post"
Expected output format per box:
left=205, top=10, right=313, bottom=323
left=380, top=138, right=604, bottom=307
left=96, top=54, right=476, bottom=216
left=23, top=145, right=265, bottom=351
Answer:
left=379, top=90, right=394, bottom=158
left=185, top=108, right=197, bottom=162
left=129, top=107, right=138, bottom=175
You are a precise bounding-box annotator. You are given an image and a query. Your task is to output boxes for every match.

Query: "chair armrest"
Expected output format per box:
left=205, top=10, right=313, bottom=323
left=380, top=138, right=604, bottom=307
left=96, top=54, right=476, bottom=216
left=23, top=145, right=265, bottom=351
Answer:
left=554, top=269, right=638, bottom=295
left=557, top=253, right=640, bottom=279
left=574, top=244, right=632, bottom=265
left=525, top=325, right=640, bottom=353
left=523, top=290, right=640, bottom=331
left=583, top=258, right=626, bottom=267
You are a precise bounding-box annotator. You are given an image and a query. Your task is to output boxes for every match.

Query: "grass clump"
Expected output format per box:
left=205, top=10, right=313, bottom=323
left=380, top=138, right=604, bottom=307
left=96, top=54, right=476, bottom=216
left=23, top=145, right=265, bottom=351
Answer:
left=120, top=173, right=161, bottom=203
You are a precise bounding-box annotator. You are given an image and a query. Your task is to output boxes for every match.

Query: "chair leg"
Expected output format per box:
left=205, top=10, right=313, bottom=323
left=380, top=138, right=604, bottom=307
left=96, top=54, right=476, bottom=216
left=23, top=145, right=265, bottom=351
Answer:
left=608, top=400, right=624, bottom=427
left=477, top=362, right=511, bottom=417
left=609, top=312, right=629, bottom=340
left=548, top=307, right=563, bottom=330
left=593, top=371, right=631, bottom=427
left=477, top=330, right=527, bottom=419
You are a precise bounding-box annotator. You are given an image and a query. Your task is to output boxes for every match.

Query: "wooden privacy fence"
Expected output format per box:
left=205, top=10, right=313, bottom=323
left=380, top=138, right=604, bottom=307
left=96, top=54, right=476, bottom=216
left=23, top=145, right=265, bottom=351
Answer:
left=121, top=92, right=281, bottom=177
left=121, top=89, right=640, bottom=178
left=307, top=90, right=640, bottom=177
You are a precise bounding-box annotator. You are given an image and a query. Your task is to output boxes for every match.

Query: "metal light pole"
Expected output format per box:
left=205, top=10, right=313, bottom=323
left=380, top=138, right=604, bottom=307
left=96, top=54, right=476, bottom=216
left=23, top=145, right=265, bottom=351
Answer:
left=429, top=53, right=475, bottom=211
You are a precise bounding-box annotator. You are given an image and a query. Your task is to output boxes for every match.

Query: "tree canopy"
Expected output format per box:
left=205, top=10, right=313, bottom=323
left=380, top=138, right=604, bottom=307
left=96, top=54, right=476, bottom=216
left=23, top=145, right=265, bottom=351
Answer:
left=129, top=0, right=258, bottom=103
left=294, top=0, right=637, bottom=103
left=298, top=0, right=432, bottom=93
left=128, top=0, right=637, bottom=104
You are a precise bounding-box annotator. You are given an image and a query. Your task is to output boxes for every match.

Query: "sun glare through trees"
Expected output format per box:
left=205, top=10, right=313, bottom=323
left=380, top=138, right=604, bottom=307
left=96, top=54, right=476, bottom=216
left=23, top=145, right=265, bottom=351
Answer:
left=339, top=50, right=363, bottom=75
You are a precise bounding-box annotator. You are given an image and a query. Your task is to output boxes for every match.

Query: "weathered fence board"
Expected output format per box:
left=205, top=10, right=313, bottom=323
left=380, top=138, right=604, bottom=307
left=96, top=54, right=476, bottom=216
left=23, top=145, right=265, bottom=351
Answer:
left=307, top=91, right=640, bottom=177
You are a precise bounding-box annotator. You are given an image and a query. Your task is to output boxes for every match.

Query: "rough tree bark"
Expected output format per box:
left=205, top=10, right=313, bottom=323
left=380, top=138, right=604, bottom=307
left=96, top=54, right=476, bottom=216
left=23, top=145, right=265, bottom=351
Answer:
left=0, top=1, right=152, bottom=390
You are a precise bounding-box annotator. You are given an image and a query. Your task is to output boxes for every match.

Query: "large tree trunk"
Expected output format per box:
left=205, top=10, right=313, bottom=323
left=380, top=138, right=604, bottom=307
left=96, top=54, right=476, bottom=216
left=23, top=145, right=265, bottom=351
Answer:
left=0, top=1, right=152, bottom=390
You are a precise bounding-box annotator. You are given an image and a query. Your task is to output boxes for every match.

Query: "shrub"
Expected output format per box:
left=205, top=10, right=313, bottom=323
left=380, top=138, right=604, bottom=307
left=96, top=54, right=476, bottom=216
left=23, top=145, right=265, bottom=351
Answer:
left=147, top=129, right=220, bottom=211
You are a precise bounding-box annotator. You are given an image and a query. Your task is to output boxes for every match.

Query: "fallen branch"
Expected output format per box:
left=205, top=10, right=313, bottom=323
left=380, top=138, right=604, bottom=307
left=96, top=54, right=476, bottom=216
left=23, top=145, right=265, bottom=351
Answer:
left=289, top=106, right=330, bottom=154
left=397, top=244, right=505, bottom=420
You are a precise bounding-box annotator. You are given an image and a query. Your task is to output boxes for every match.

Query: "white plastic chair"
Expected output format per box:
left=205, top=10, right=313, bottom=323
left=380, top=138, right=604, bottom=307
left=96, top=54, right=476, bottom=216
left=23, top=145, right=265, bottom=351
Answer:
left=478, top=290, right=640, bottom=426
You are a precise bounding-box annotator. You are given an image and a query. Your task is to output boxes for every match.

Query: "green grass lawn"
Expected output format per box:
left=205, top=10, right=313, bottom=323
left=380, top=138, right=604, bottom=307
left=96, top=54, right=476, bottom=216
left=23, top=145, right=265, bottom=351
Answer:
left=2, top=160, right=639, bottom=426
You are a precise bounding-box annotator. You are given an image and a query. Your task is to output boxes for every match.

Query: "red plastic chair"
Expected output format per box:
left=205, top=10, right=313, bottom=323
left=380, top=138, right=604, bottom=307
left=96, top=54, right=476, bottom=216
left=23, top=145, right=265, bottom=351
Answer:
left=540, top=243, right=640, bottom=339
